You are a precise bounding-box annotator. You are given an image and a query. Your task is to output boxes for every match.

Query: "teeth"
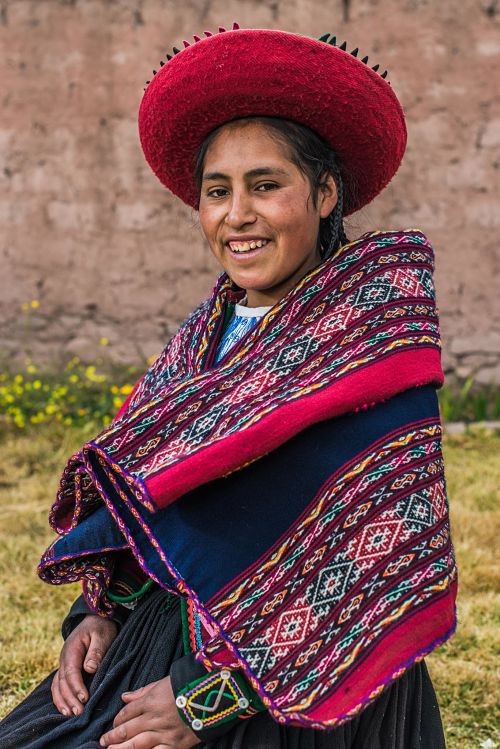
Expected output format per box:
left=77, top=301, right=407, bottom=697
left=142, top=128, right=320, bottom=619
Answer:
left=229, top=239, right=268, bottom=253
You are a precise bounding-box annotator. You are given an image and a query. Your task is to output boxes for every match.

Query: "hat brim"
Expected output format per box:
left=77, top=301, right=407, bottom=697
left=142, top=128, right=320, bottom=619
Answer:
left=138, top=29, right=407, bottom=215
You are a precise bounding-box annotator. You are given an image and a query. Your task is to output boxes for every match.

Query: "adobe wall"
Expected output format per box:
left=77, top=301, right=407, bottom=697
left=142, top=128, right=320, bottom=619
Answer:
left=1, top=0, right=499, bottom=383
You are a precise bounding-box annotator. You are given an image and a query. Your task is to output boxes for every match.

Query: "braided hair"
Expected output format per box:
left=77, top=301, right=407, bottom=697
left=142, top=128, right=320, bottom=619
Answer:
left=194, top=116, right=354, bottom=259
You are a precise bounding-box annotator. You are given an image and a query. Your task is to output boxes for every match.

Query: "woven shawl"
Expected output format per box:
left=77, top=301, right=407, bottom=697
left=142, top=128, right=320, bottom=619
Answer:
left=39, top=229, right=457, bottom=729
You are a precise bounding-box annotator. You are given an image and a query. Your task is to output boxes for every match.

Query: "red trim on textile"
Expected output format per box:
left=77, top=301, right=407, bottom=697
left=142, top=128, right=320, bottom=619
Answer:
left=145, top=348, right=443, bottom=510
left=186, top=598, right=199, bottom=653
left=308, top=577, right=457, bottom=723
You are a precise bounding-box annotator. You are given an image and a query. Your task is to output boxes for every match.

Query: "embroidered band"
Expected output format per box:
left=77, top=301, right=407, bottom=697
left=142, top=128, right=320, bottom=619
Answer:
left=175, top=668, right=262, bottom=732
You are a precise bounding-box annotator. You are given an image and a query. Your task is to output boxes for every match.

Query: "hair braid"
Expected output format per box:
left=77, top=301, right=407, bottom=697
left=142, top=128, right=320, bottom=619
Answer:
left=323, top=161, right=348, bottom=259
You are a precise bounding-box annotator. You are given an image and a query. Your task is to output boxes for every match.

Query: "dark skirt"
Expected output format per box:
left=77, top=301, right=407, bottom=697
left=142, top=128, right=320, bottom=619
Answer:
left=0, top=588, right=446, bottom=748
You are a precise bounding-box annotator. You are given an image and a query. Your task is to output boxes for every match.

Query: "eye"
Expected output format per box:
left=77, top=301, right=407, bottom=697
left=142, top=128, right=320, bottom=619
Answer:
left=256, top=182, right=278, bottom=192
left=206, top=187, right=229, bottom=198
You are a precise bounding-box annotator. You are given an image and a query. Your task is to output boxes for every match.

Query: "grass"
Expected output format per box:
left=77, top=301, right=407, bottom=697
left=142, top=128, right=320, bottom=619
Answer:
left=0, top=424, right=499, bottom=747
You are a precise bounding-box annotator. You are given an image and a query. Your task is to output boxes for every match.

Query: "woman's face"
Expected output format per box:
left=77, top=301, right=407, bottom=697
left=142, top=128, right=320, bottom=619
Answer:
left=198, top=121, right=337, bottom=307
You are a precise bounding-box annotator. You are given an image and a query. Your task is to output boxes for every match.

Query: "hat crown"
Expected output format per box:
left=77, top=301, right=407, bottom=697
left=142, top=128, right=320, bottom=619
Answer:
left=145, top=25, right=389, bottom=90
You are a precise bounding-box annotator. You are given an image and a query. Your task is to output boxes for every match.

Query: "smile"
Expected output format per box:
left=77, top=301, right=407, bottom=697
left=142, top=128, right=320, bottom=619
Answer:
left=228, top=239, right=269, bottom=254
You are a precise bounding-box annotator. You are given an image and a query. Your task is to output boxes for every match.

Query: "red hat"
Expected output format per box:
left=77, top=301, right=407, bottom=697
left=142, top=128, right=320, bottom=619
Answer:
left=138, top=25, right=407, bottom=215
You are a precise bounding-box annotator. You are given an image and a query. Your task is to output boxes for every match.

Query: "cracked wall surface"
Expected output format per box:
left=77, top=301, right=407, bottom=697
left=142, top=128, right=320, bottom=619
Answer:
left=1, top=0, right=499, bottom=383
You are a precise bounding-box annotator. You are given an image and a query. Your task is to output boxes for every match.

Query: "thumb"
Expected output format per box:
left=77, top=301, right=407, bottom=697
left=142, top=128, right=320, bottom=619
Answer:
left=83, top=632, right=106, bottom=673
left=122, top=683, right=155, bottom=702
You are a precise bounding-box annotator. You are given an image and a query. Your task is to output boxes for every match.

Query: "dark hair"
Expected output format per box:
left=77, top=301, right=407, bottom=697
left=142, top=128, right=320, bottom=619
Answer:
left=194, top=116, right=353, bottom=258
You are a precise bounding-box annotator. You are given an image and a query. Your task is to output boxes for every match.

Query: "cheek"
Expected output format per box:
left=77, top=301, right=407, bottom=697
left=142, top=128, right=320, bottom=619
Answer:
left=199, top=207, right=219, bottom=245
left=274, top=199, right=317, bottom=244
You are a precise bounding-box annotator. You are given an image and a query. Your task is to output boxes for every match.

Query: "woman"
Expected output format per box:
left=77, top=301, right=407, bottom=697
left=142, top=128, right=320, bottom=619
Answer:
left=0, top=25, right=457, bottom=749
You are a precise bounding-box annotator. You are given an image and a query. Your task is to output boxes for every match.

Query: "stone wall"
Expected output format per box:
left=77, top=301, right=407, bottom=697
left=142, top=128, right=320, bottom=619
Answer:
left=1, top=0, right=499, bottom=383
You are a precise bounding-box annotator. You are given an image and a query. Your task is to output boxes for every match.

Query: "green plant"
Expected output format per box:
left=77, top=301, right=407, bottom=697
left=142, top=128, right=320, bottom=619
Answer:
left=438, top=379, right=500, bottom=423
left=0, top=358, right=144, bottom=431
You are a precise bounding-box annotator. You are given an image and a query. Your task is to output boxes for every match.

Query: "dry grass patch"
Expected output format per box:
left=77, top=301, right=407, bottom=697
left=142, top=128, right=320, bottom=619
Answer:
left=0, top=425, right=498, bottom=748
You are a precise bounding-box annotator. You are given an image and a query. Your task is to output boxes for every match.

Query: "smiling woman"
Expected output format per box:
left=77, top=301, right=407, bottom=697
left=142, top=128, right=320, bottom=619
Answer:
left=0, top=25, right=456, bottom=749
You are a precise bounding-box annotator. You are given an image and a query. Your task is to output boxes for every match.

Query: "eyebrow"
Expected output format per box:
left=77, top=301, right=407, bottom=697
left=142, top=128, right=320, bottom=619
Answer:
left=202, top=166, right=291, bottom=182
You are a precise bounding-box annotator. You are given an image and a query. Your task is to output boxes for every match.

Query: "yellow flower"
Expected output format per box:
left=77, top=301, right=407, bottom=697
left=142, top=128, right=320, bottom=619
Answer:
left=30, top=299, right=40, bottom=309
left=120, top=384, right=133, bottom=395
left=111, top=385, right=119, bottom=394
left=53, top=386, right=68, bottom=399
left=14, top=374, right=23, bottom=384
left=33, top=380, right=42, bottom=390
left=99, top=337, right=109, bottom=346
left=78, top=408, right=87, bottom=416
left=113, top=396, right=124, bottom=410
left=84, top=365, right=105, bottom=383
left=69, top=374, right=79, bottom=383
left=26, top=364, right=37, bottom=375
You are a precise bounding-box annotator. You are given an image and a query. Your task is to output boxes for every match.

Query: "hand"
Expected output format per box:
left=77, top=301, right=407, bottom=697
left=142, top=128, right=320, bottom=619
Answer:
left=99, top=676, right=201, bottom=749
left=51, top=613, right=118, bottom=717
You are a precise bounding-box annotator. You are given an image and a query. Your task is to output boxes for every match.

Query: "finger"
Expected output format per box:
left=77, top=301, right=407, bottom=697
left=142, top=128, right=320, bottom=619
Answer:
left=104, top=742, right=169, bottom=749
left=103, top=738, right=169, bottom=749
left=100, top=721, right=165, bottom=748
left=102, top=732, right=169, bottom=749
left=51, top=670, right=71, bottom=716
left=57, top=665, right=87, bottom=716
left=112, top=700, right=144, bottom=728
left=61, top=662, right=88, bottom=705
left=60, top=637, right=89, bottom=705
left=121, top=683, right=156, bottom=702
left=84, top=632, right=107, bottom=673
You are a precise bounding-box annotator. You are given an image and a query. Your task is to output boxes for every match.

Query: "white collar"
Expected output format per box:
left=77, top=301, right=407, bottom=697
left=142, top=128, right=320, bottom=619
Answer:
left=234, top=301, right=273, bottom=318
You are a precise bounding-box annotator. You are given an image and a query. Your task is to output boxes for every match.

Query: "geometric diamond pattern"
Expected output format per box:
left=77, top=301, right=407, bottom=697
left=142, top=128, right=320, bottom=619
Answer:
left=312, top=560, right=361, bottom=606
left=346, top=517, right=403, bottom=569
left=272, top=606, right=312, bottom=646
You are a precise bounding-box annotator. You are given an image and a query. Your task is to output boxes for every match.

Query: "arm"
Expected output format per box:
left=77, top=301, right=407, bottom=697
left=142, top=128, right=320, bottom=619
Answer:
left=99, top=597, right=262, bottom=749
left=99, top=654, right=261, bottom=749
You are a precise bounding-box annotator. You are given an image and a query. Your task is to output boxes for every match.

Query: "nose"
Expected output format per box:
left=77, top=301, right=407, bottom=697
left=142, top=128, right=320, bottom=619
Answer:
left=225, top=190, right=257, bottom=228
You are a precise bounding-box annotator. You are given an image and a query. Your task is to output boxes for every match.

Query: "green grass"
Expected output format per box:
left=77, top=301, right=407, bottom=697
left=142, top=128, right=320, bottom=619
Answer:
left=0, top=424, right=499, bottom=747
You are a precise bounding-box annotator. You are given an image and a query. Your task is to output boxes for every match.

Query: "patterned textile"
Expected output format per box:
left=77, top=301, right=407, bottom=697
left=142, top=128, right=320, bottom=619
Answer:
left=39, top=229, right=457, bottom=729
